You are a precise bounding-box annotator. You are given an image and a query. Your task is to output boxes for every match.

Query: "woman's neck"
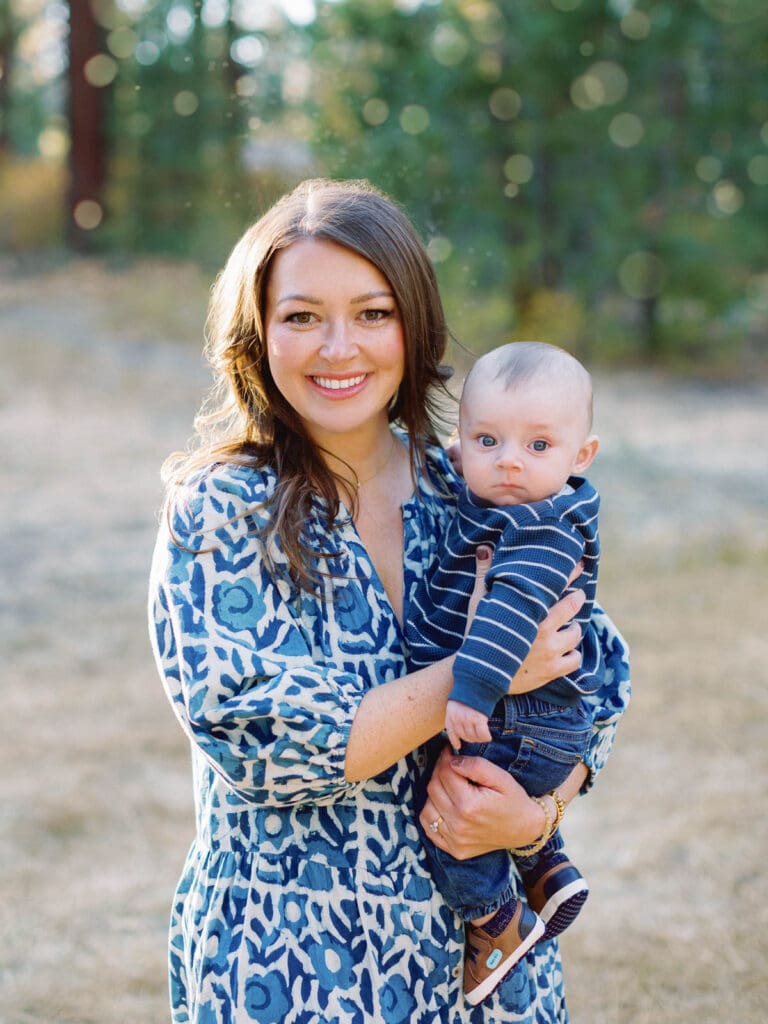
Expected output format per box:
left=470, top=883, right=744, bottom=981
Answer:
left=317, top=423, right=398, bottom=490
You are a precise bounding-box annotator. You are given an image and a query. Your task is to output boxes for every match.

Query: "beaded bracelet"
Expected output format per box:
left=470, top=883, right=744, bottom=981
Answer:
left=548, top=788, right=566, bottom=835
left=510, top=795, right=555, bottom=857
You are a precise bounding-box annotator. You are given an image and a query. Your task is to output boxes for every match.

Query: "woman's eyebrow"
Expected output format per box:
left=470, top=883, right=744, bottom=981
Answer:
left=277, top=289, right=395, bottom=306
left=350, top=289, right=395, bottom=303
left=276, top=292, right=322, bottom=306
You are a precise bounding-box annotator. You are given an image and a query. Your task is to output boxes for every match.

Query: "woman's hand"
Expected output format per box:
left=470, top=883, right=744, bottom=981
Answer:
left=420, top=748, right=589, bottom=859
left=509, top=586, right=586, bottom=694
left=419, top=747, right=545, bottom=859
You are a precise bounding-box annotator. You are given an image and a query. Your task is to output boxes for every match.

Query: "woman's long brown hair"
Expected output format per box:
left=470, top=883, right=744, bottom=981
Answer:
left=163, top=178, right=453, bottom=586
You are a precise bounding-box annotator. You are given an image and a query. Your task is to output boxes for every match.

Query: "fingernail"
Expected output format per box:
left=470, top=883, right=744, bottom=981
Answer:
left=451, top=756, right=464, bottom=767
left=476, top=545, right=491, bottom=560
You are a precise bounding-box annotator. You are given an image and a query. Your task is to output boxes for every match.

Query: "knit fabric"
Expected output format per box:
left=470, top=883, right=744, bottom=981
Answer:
left=407, top=476, right=602, bottom=716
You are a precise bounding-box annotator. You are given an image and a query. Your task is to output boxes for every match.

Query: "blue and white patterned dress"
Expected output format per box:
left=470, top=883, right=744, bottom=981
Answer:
left=148, top=435, right=630, bottom=1024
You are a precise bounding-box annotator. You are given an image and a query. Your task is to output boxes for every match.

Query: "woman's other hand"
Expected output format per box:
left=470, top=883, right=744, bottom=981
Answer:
left=511, top=587, right=585, bottom=693
left=419, top=747, right=544, bottom=859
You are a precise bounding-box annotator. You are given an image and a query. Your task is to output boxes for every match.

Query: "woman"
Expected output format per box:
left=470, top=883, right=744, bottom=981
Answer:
left=149, top=178, right=630, bottom=1023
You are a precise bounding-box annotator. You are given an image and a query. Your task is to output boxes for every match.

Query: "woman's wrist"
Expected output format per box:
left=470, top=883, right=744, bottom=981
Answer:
left=510, top=788, right=566, bottom=856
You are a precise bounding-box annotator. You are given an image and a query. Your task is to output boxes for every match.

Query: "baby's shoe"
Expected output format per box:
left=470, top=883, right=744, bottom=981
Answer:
left=524, top=856, right=589, bottom=941
left=463, top=899, right=545, bottom=1005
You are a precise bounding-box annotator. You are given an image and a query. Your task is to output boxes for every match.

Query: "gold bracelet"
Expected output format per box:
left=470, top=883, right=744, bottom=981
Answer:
left=547, top=788, right=566, bottom=837
left=510, top=796, right=554, bottom=857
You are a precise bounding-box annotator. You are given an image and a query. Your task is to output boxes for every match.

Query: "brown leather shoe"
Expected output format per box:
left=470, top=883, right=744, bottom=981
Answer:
left=463, top=900, right=545, bottom=1005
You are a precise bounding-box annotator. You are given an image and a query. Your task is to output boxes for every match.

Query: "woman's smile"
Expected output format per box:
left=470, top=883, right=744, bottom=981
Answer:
left=309, top=372, right=369, bottom=393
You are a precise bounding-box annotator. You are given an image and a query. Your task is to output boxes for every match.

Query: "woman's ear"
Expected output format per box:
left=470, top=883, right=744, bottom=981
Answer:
left=574, top=434, right=599, bottom=473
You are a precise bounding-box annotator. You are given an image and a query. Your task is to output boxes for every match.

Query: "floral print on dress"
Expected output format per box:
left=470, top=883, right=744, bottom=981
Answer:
left=149, top=433, right=631, bottom=1023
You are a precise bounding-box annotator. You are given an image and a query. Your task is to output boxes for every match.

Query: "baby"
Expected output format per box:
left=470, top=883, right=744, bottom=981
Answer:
left=408, top=340, right=603, bottom=1006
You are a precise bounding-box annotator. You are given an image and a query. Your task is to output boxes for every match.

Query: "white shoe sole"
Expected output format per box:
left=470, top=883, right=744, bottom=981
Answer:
left=538, top=877, right=589, bottom=923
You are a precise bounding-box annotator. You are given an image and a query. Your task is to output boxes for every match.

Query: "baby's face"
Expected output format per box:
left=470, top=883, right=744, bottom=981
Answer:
left=459, top=375, right=597, bottom=506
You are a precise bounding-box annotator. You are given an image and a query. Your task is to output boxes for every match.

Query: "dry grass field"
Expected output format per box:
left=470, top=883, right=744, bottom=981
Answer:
left=1, top=260, right=767, bottom=1023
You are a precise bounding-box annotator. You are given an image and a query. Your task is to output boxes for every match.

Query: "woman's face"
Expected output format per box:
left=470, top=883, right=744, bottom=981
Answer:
left=264, top=237, right=405, bottom=447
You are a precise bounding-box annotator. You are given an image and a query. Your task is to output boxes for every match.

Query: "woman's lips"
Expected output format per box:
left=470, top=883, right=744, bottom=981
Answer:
left=309, top=373, right=368, bottom=392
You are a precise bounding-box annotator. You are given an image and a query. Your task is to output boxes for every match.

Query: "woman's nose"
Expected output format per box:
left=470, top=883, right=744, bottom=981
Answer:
left=320, top=320, right=359, bottom=360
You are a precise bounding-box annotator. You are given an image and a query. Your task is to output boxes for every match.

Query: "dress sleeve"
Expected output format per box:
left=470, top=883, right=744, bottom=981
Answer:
left=579, top=604, right=631, bottom=791
left=148, top=468, right=366, bottom=808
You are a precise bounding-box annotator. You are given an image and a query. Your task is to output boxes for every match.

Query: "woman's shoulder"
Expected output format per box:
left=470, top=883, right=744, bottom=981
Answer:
left=167, top=458, right=276, bottom=541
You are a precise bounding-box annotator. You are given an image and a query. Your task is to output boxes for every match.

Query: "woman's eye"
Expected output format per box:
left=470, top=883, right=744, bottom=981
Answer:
left=530, top=439, right=549, bottom=452
left=361, top=308, right=391, bottom=323
left=287, top=311, right=314, bottom=325
left=478, top=435, right=497, bottom=448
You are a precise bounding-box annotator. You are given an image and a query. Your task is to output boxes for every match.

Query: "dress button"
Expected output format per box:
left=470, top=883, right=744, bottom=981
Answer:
left=416, top=754, right=426, bottom=768
left=452, top=965, right=462, bottom=978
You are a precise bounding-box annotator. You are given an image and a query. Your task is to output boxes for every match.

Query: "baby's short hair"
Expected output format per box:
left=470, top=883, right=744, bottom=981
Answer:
left=462, top=340, right=594, bottom=430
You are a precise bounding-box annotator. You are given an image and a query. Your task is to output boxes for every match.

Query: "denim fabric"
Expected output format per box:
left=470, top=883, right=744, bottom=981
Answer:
left=418, top=694, right=592, bottom=922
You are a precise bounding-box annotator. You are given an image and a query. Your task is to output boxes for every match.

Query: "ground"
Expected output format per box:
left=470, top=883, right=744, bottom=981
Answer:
left=1, top=259, right=767, bottom=1023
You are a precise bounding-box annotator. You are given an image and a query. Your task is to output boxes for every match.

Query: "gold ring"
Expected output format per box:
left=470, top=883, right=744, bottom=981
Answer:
left=429, top=815, right=444, bottom=834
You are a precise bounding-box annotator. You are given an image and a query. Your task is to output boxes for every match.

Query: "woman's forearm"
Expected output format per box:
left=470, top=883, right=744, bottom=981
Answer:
left=344, top=657, right=455, bottom=782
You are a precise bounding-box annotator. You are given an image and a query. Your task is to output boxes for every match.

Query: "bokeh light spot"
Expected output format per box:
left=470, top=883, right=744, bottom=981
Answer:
left=135, top=40, right=161, bottom=65
left=167, top=5, right=194, bottom=42
left=710, top=180, right=744, bottom=215
left=618, top=251, right=665, bottom=300
left=173, top=90, right=199, bottom=116
left=620, top=10, right=651, bottom=39
left=38, top=126, right=69, bottom=159
left=282, top=0, right=316, bottom=27
left=695, top=155, right=723, bottom=183
left=488, top=87, right=521, bottom=121
left=73, top=200, right=103, bottom=231
left=747, top=154, right=768, bottom=185
left=362, top=98, right=389, bottom=126
left=107, top=26, right=137, bottom=59
left=503, top=153, right=534, bottom=184
left=236, top=75, right=258, bottom=98
left=201, top=0, right=228, bottom=29
left=609, top=112, right=644, bottom=148
left=431, top=24, right=469, bottom=66
left=83, top=53, right=118, bottom=87
left=476, top=49, right=502, bottom=80
left=400, top=105, right=430, bottom=135
left=427, top=236, right=453, bottom=263
left=231, top=35, right=265, bottom=68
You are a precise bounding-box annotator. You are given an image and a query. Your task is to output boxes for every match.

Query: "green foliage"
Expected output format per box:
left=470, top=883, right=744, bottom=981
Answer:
left=3, top=0, right=768, bottom=372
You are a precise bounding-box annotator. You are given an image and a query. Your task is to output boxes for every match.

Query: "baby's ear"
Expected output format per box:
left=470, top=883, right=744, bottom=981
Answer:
left=574, top=434, right=599, bottom=472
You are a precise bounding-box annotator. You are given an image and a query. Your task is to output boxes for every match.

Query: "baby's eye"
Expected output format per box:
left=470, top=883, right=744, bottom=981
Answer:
left=478, top=435, right=497, bottom=448
left=530, top=439, right=550, bottom=452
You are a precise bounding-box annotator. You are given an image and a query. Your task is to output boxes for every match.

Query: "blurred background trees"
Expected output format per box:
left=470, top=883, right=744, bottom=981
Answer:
left=1, top=0, right=767, bottom=372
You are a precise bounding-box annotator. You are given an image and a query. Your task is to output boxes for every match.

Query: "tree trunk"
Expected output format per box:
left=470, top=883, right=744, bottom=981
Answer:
left=67, top=0, right=106, bottom=250
left=0, top=3, right=15, bottom=153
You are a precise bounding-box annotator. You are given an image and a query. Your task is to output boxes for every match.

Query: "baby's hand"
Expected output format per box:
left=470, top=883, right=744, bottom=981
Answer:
left=445, top=699, right=492, bottom=752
